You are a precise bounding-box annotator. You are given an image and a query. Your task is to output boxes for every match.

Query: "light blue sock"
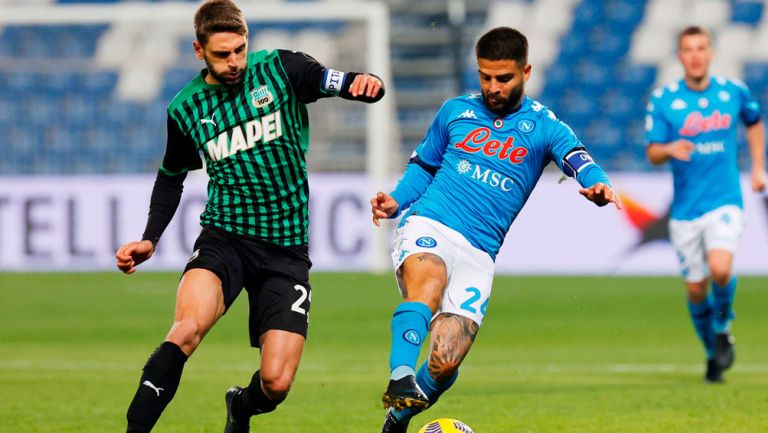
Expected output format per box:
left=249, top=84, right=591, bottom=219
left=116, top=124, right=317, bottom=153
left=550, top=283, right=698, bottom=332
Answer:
left=712, top=278, right=736, bottom=333
left=392, top=361, right=459, bottom=423
left=415, top=361, right=458, bottom=405
left=389, top=302, right=432, bottom=377
left=688, top=295, right=716, bottom=359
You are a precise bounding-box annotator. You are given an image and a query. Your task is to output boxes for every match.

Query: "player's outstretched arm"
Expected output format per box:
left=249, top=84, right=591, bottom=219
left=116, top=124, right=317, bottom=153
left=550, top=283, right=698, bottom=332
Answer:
left=116, top=240, right=155, bottom=274
left=116, top=114, right=198, bottom=275
left=579, top=182, right=622, bottom=210
left=370, top=192, right=399, bottom=227
left=558, top=146, right=620, bottom=209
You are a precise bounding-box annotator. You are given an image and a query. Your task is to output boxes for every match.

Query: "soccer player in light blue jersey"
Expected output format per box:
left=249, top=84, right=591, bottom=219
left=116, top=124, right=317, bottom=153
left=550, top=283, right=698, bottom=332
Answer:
left=645, top=26, right=766, bottom=383
left=369, top=27, right=622, bottom=433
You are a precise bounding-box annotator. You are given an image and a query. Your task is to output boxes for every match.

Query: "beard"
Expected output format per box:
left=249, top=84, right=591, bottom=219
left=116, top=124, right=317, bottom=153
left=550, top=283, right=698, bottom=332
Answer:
left=482, top=82, right=525, bottom=116
left=204, top=59, right=245, bottom=88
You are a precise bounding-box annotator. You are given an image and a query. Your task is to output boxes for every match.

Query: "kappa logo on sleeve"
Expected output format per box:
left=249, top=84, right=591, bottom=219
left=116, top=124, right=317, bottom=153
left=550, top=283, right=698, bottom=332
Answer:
left=457, top=110, right=476, bottom=119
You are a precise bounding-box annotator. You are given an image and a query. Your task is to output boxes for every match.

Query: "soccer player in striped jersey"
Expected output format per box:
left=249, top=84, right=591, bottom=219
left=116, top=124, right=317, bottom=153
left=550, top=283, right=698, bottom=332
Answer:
left=370, top=27, right=620, bottom=433
left=114, top=1, right=384, bottom=432
left=645, top=26, right=765, bottom=383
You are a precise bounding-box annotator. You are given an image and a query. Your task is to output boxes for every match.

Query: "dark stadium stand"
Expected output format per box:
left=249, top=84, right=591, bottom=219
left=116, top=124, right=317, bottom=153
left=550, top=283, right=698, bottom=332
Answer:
left=0, top=0, right=766, bottom=174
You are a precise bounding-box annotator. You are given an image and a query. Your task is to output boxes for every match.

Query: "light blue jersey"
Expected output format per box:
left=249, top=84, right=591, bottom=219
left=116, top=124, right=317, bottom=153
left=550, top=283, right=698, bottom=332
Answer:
left=390, top=95, right=610, bottom=260
left=645, top=77, right=762, bottom=220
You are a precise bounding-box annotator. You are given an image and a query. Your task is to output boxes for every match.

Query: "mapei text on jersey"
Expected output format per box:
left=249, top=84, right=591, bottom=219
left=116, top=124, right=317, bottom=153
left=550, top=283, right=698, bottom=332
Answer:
left=205, top=111, right=283, bottom=161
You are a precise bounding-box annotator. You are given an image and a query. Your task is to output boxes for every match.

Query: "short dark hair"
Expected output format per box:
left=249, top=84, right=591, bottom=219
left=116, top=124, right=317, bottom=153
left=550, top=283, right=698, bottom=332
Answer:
left=475, top=27, right=528, bottom=65
left=194, top=0, right=248, bottom=46
left=678, top=25, right=712, bottom=48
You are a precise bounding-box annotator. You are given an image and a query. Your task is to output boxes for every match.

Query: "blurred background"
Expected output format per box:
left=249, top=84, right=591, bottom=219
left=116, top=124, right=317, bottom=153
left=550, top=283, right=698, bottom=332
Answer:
left=0, top=0, right=767, bottom=272
left=2, top=3, right=768, bottom=432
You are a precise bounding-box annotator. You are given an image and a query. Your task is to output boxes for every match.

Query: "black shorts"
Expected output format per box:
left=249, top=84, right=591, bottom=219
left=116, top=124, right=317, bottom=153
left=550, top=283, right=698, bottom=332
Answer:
left=183, top=225, right=312, bottom=347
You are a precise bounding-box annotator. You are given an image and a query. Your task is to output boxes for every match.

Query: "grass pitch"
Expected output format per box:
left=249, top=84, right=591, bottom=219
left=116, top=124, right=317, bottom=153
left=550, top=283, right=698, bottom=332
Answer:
left=1, top=273, right=767, bottom=433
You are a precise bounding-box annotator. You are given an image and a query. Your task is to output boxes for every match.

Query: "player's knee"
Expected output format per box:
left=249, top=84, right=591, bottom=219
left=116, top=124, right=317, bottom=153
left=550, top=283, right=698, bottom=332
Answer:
left=711, top=269, right=731, bottom=287
left=260, top=370, right=294, bottom=399
left=685, top=283, right=707, bottom=303
left=167, top=319, right=205, bottom=351
left=711, top=269, right=731, bottom=286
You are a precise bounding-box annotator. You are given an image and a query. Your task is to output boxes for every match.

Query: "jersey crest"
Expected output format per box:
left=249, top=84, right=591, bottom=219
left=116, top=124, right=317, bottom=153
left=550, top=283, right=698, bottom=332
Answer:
left=250, top=85, right=274, bottom=108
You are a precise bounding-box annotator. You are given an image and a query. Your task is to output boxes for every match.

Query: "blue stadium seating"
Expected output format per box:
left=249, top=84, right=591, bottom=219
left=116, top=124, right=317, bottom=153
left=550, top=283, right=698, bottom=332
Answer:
left=539, top=0, right=650, bottom=166
left=1, top=0, right=767, bottom=174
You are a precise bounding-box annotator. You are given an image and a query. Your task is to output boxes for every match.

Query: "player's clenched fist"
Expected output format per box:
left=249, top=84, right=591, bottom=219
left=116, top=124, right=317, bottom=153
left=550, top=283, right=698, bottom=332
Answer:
left=370, top=192, right=399, bottom=226
left=115, top=240, right=155, bottom=274
left=349, top=74, right=383, bottom=98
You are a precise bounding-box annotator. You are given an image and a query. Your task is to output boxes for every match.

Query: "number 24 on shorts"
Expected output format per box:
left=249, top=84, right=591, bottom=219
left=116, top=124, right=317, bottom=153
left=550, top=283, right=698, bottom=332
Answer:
left=460, top=287, right=488, bottom=317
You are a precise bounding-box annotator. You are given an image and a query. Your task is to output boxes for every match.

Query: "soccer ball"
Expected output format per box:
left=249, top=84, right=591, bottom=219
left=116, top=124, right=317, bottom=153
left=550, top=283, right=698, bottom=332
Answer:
left=417, top=418, right=474, bottom=433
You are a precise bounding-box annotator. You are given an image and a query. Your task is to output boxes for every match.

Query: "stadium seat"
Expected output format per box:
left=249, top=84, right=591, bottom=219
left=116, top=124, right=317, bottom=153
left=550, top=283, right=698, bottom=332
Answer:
left=731, top=0, right=765, bottom=26
left=750, top=26, right=768, bottom=61
left=484, top=1, right=530, bottom=32
left=643, top=0, right=686, bottom=29
left=744, top=63, right=768, bottom=87
left=630, top=24, right=677, bottom=65
left=0, top=98, right=16, bottom=124
left=691, top=0, right=731, bottom=29
left=529, top=0, right=577, bottom=35
left=82, top=71, right=118, bottom=96
left=601, top=89, right=642, bottom=123
left=571, top=0, right=601, bottom=33
left=5, top=71, right=39, bottom=96
left=604, top=0, right=645, bottom=29
left=613, top=62, right=656, bottom=88
left=715, top=25, right=754, bottom=62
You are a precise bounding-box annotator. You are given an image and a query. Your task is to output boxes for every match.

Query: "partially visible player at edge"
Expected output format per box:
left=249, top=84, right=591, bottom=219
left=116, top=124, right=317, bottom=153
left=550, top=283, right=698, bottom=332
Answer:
left=114, top=1, right=384, bottom=432
left=370, top=27, right=621, bottom=433
left=645, top=25, right=765, bottom=383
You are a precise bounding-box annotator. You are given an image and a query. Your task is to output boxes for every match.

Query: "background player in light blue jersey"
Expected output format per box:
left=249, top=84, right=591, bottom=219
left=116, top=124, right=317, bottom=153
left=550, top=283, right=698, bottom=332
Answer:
left=369, top=27, right=622, bottom=433
left=645, top=26, right=766, bottom=383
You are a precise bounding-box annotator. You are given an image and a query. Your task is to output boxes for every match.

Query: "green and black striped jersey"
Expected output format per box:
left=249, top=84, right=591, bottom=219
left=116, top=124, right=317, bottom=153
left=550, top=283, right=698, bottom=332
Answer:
left=154, top=49, right=383, bottom=246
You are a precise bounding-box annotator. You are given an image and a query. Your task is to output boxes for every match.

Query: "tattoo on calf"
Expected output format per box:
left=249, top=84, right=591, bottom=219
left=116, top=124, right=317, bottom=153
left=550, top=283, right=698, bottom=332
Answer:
left=428, top=313, right=479, bottom=381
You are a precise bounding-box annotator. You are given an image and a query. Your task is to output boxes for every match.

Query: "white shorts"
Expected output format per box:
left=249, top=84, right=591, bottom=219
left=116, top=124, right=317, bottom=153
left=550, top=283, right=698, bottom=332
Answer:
left=391, top=215, right=495, bottom=326
left=669, top=205, right=744, bottom=282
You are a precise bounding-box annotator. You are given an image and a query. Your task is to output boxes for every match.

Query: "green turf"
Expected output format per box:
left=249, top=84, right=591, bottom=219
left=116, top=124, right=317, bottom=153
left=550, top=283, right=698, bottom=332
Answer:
left=1, top=273, right=767, bottom=432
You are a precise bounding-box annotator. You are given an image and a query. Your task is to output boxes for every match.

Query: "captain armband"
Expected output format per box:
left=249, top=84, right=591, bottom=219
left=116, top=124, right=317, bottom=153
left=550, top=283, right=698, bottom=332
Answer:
left=562, top=146, right=595, bottom=178
left=322, top=68, right=346, bottom=95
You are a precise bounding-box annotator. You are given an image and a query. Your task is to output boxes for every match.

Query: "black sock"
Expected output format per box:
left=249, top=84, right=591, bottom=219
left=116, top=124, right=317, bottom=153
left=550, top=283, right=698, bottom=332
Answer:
left=241, top=370, right=285, bottom=416
left=126, top=342, right=188, bottom=433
